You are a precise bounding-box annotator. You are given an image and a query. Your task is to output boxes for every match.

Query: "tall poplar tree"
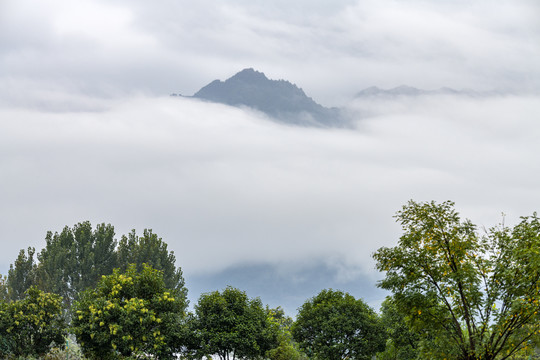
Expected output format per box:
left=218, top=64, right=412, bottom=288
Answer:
left=117, top=229, right=185, bottom=293
left=7, top=247, right=37, bottom=301
left=36, top=222, right=117, bottom=304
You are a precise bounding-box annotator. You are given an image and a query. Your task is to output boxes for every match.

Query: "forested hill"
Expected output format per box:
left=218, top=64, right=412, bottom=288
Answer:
left=187, top=68, right=345, bottom=127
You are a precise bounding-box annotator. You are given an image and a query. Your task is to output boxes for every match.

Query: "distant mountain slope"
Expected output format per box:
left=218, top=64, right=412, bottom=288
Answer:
left=355, top=85, right=481, bottom=98
left=191, top=68, right=345, bottom=127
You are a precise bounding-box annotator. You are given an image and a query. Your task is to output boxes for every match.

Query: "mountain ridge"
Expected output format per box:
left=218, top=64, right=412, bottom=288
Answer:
left=171, top=69, right=500, bottom=127
left=354, top=85, right=489, bottom=98
left=186, top=68, right=345, bottom=127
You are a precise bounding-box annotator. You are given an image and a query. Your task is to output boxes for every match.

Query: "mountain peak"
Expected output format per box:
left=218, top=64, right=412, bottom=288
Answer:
left=229, top=68, right=268, bottom=82
left=192, top=69, right=344, bottom=127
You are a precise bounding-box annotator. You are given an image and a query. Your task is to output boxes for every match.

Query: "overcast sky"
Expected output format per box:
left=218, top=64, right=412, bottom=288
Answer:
left=2, top=0, right=539, bottom=106
left=1, top=0, right=539, bottom=313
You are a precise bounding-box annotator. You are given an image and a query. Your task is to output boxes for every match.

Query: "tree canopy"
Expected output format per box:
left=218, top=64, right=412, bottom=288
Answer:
left=266, top=307, right=307, bottom=360
left=189, top=286, right=278, bottom=360
left=36, top=222, right=117, bottom=305
left=7, top=247, right=37, bottom=301
left=0, top=275, right=7, bottom=302
left=292, top=288, right=386, bottom=360
left=377, top=296, right=420, bottom=360
left=117, top=229, right=185, bottom=293
left=0, top=286, right=66, bottom=358
left=6, top=222, right=185, bottom=308
left=6, top=203, right=540, bottom=359
left=373, top=200, right=540, bottom=360
left=72, top=264, right=188, bottom=359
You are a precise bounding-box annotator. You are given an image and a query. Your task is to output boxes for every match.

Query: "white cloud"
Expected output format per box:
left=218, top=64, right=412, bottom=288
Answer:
left=1, top=94, right=539, bottom=280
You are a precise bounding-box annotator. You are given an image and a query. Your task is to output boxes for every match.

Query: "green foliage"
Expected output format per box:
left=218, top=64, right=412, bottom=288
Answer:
left=7, top=223, right=185, bottom=311
left=72, top=264, right=188, bottom=359
left=3, top=222, right=188, bottom=358
left=7, top=247, right=37, bottom=301
left=373, top=200, right=540, bottom=360
left=266, top=307, right=307, bottom=360
left=36, top=222, right=117, bottom=305
left=0, top=286, right=66, bottom=358
left=266, top=340, right=306, bottom=360
left=376, top=296, right=420, bottom=360
left=292, top=289, right=386, bottom=360
left=117, top=229, right=185, bottom=293
left=0, top=274, right=8, bottom=302
left=189, top=286, right=278, bottom=360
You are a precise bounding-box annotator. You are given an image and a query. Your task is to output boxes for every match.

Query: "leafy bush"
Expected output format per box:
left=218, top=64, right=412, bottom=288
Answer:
left=72, top=264, right=188, bottom=359
left=0, top=286, right=66, bottom=358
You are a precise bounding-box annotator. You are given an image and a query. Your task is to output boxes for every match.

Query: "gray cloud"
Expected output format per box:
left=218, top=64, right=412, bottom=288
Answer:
left=1, top=0, right=539, bottom=108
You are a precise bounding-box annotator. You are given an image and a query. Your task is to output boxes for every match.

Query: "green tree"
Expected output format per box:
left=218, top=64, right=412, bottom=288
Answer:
left=7, top=224, right=185, bottom=310
left=266, top=307, right=307, bottom=360
left=7, top=247, right=37, bottom=300
left=37, top=222, right=117, bottom=305
left=72, top=264, right=188, bottom=359
left=292, top=289, right=386, bottom=360
left=190, top=286, right=278, bottom=360
left=373, top=200, right=540, bottom=360
left=0, top=274, right=7, bottom=302
left=0, top=286, right=66, bottom=358
left=117, top=229, right=185, bottom=294
left=377, top=296, right=420, bottom=360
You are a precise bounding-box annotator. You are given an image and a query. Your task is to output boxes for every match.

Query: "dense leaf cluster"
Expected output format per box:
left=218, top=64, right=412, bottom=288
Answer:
left=0, top=286, right=66, bottom=358
left=72, top=264, right=187, bottom=359
left=187, top=287, right=279, bottom=360
left=292, top=289, right=386, bottom=360
left=266, top=307, right=307, bottom=360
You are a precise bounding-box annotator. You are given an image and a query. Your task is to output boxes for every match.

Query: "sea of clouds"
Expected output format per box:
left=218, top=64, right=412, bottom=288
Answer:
left=2, top=93, right=539, bottom=282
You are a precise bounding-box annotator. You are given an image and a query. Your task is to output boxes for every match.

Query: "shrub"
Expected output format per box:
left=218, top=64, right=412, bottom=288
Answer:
left=0, top=286, right=66, bottom=358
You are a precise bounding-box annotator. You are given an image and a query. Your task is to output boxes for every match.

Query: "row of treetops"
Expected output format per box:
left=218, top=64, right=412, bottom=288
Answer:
left=2, top=200, right=540, bottom=360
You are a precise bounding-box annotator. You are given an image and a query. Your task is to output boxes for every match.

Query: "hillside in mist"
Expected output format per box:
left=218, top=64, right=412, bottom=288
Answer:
left=177, top=68, right=345, bottom=127
left=174, top=69, right=507, bottom=129
left=354, top=85, right=497, bottom=98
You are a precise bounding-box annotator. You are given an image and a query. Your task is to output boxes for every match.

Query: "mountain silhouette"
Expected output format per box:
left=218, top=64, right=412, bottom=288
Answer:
left=191, top=68, right=345, bottom=127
